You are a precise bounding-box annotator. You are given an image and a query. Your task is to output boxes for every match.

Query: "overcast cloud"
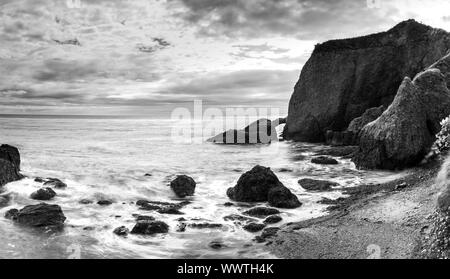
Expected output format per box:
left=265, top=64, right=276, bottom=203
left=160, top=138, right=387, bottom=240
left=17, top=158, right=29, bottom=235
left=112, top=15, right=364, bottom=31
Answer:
left=1, top=0, right=450, bottom=115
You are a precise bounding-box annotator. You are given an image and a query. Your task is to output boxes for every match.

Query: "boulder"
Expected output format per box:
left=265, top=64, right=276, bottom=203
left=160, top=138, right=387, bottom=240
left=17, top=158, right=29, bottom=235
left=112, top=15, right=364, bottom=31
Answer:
left=5, top=208, right=19, bottom=220
left=44, top=178, right=67, bottom=189
left=0, top=144, right=21, bottom=170
left=131, top=221, right=169, bottom=235
left=30, top=187, right=57, bottom=201
left=298, top=179, right=340, bottom=191
left=284, top=20, right=450, bottom=142
left=311, top=156, right=338, bottom=165
left=0, top=159, right=22, bottom=187
left=170, top=175, right=196, bottom=198
left=354, top=68, right=450, bottom=170
left=243, top=222, right=266, bottom=233
left=207, top=119, right=278, bottom=144
left=113, top=226, right=130, bottom=236
left=227, top=166, right=301, bottom=208
left=13, top=203, right=66, bottom=228
left=268, top=186, right=302, bottom=209
left=264, top=215, right=282, bottom=224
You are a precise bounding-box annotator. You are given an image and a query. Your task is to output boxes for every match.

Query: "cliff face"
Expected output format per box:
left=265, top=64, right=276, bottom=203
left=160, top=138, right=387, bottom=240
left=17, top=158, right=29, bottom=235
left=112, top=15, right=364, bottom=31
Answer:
left=284, top=19, right=450, bottom=142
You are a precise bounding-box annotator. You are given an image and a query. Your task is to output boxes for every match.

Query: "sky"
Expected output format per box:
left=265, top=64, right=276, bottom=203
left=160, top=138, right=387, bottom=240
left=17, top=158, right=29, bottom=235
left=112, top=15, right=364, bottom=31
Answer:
left=1, top=0, right=450, bottom=116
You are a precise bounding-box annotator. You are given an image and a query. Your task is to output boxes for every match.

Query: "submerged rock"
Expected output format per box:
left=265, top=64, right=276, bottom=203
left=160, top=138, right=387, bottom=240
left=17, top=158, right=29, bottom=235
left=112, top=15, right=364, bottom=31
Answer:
left=30, top=187, right=57, bottom=201
left=264, top=215, right=282, bottom=224
left=354, top=67, right=450, bottom=170
left=79, top=199, right=94, bottom=205
left=311, top=156, right=338, bottom=165
left=209, top=241, right=227, bottom=250
left=44, top=178, right=67, bottom=189
left=298, top=179, right=340, bottom=192
left=243, top=207, right=280, bottom=218
left=170, top=175, right=196, bottom=198
left=131, top=221, right=169, bottom=235
left=243, top=222, right=266, bottom=233
left=284, top=19, right=450, bottom=142
left=113, top=226, right=130, bottom=236
left=11, top=203, right=66, bottom=229
left=227, top=166, right=301, bottom=208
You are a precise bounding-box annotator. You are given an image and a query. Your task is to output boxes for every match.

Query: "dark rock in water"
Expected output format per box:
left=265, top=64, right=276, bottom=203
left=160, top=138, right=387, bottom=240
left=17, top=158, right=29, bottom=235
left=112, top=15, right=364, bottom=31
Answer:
left=144, top=173, right=152, bottom=177
left=0, top=159, right=22, bottom=187
left=243, top=207, right=280, bottom=218
left=207, top=119, right=279, bottom=144
left=311, top=156, right=338, bottom=165
left=113, top=226, right=130, bottom=236
left=170, top=175, right=196, bottom=198
left=243, top=222, right=266, bottom=232
left=277, top=168, right=293, bottom=173
left=157, top=207, right=184, bottom=215
left=264, top=215, right=282, bottom=224
left=79, top=199, right=94, bottom=205
left=268, top=186, right=302, bottom=209
left=34, top=177, right=45, bottom=183
left=131, top=221, right=169, bottom=235
left=227, top=166, right=284, bottom=202
left=97, top=200, right=113, bottom=206
left=347, top=105, right=385, bottom=140
left=44, top=178, right=67, bottom=189
left=223, top=202, right=234, bottom=207
left=176, top=223, right=187, bottom=232
left=5, top=208, right=19, bottom=220
left=354, top=67, right=450, bottom=170
left=298, top=179, right=339, bottom=192
left=0, top=144, right=21, bottom=170
left=188, top=223, right=223, bottom=229
left=284, top=19, right=450, bottom=142
left=209, top=241, right=227, bottom=250
left=14, top=203, right=66, bottom=229
left=30, top=187, right=57, bottom=201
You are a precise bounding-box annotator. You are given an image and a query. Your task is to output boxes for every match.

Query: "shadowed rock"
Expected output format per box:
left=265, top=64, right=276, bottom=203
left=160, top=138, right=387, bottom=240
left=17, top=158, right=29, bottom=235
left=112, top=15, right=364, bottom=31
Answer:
left=243, top=222, right=266, bottom=232
left=354, top=68, right=450, bottom=170
left=113, top=226, right=130, bottom=236
left=311, top=156, right=338, bottom=165
left=170, top=175, right=196, bottom=198
left=44, top=178, right=67, bottom=189
left=10, top=203, right=66, bottom=229
left=284, top=20, right=450, bottom=142
left=298, top=179, right=340, bottom=192
left=30, top=187, right=56, bottom=201
left=131, top=221, right=169, bottom=235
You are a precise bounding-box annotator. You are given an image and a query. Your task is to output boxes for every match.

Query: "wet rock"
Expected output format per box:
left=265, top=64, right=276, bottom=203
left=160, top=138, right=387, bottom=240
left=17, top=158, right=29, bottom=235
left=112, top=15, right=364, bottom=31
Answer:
left=227, top=165, right=295, bottom=205
left=170, top=175, right=196, bottom=198
left=354, top=67, right=450, bottom=170
left=243, top=207, right=280, bottom=218
left=243, top=222, right=266, bottom=233
left=223, top=214, right=256, bottom=224
left=79, top=199, right=94, bottom=205
left=131, top=221, right=169, bottom=235
left=0, top=159, right=22, bottom=187
left=176, top=217, right=187, bottom=222
left=277, top=168, right=293, bottom=173
left=209, top=241, right=227, bottom=250
left=311, top=156, right=338, bottom=165
left=134, top=215, right=156, bottom=222
left=268, top=186, right=302, bottom=209
left=298, top=179, right=339, bottom=191
left=4, top=208, right=18, bottom=220
left=44, top=178, right=67, bottom=189
left=157, top=207, right=184, bottom=215
left=30, top=187, right=56, bottom=201
left=113, top=226, right=130, bottom=236
left=264, top=215, right=282, bottom=224
left=97, top=200, right=113, bottom=206
left=13, top=203, right=66, bottom=229
left=0, top=144, right=21, bottom=170
left=34, top=177, right=45, bottom=183
left=144, top=173, right=152, bottom=177
left=223, top=202, right=234, bottom=207
left=188, top=223, right=223, bottom=229
left=176, top=223, right=187, bottom=232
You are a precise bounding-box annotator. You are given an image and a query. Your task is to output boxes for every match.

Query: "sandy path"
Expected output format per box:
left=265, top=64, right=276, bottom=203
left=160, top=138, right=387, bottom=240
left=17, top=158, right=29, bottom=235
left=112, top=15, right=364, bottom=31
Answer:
left=267, top=163, right=442, bottom=259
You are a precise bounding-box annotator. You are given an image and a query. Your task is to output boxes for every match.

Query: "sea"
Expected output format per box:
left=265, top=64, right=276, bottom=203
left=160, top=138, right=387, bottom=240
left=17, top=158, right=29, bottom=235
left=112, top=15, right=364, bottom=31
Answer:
left=0, top=115, right=403, bottom=259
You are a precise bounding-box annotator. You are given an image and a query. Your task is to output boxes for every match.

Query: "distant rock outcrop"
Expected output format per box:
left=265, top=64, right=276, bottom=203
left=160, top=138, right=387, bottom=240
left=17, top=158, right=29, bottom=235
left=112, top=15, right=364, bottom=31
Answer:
left=0, top=144, right=23, bottom=187
left=284, top=20, right=450, bottom=142
left=354, top=67, right=450, bottom=170
left=207, top=119, right=279, bottom=144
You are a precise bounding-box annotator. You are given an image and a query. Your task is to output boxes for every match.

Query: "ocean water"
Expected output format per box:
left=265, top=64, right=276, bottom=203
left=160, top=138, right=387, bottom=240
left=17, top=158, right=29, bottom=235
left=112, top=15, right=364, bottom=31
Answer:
left=0, top=116, right=403, bottom=259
